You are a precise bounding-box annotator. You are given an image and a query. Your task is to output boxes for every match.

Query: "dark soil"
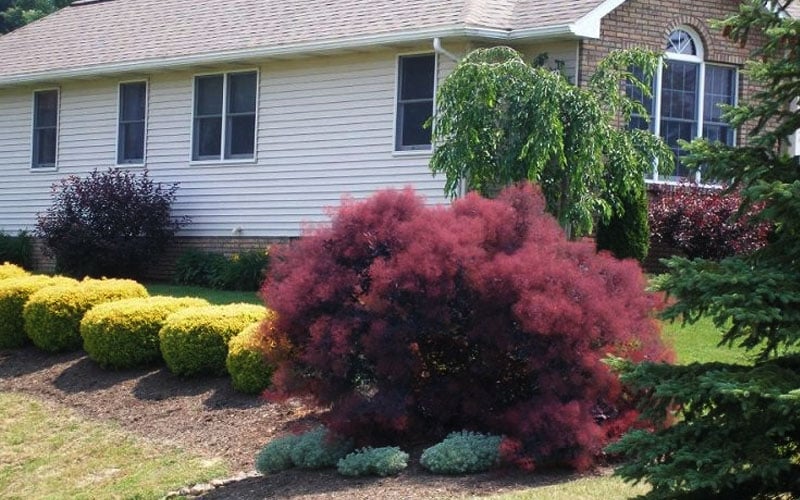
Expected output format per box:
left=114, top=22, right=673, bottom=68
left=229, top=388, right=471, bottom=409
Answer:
left=0, top=346, right=601, bottom=499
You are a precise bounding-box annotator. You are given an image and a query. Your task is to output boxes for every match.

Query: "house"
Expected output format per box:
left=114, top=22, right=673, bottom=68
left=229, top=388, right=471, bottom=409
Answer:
left=0, top=0, right=795, bottom=276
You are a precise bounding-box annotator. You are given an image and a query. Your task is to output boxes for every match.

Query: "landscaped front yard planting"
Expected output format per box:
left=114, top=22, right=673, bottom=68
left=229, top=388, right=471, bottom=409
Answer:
left=0, top=275, right=759, bottom=498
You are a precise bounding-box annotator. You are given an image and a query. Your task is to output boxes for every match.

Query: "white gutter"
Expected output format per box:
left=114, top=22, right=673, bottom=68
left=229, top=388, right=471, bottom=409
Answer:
left=0, top=22, right=597, bottom=87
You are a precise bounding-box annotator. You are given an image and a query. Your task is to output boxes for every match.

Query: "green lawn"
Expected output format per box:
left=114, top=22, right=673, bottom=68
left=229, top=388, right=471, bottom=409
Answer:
left=0, top=392, right=226, bottom=500
left=145, top=283, right=262, bottom=305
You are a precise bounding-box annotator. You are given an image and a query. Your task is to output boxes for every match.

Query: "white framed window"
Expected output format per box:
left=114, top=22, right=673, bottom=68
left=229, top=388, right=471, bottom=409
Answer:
left=31, top=88, right=59, bottom=169
left=117, top=81, right=147, bottom=165
left=395, top=53, right=436, bottom=152
left=628, top=27, right=738, bottom=183
left=192, top=70, right=258, bottom=162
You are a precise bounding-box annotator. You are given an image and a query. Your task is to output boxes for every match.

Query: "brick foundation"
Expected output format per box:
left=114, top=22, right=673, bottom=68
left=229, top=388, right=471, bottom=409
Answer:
left=146, top=236, right=290, bottom=282
left=30, top=236, right=289, bottom=282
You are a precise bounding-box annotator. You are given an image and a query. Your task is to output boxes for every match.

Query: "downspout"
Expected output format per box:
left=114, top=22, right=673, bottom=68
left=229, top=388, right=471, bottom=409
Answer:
left=432, top=38, right=467, bottom=197
left=433, top=37, right=459, bottom=62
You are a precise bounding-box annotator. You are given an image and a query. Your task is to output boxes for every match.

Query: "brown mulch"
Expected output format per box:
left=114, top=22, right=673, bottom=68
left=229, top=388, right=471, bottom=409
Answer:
left=0, top=346, right=601, bottom=499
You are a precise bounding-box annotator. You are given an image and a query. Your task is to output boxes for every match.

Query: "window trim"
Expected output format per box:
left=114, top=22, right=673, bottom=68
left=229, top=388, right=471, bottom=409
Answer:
left=645, top=27, right=738, bottom=184
left=116, top=79, right=149, bottom=167
left=30, top=87, right=60, bottom=172
left=392, top=51, right=438, bottom=155
left=189, top=68, right=260, bottom=165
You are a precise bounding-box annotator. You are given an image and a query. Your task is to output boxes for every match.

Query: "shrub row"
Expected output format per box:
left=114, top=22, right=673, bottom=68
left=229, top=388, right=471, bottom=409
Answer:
left=0, top=275, right=78, bottom=348
left=255, top=427, right=501, bottom=477
left=24, top=278, right=148, bottom=352
left=174, top=249, right=270, bottom=291
left=80, top=296, right=209, bottom=369
left=0, top=273, right=275, bottom=394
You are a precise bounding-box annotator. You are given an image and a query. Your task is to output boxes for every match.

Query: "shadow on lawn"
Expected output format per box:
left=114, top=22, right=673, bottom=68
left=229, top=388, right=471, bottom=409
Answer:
left=202, top=465, right=584, bottom=500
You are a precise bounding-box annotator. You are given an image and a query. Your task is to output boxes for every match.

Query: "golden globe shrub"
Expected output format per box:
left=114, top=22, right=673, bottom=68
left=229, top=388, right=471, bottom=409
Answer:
left=0, top=275, right=79, bottom=349
left=226, top=320, right=275, bottom=394
left=159, top=303, right=267, bottom=377
left=80, top=296, right=209, bottom=369
left=0, top=262, right=29, bottom=281
left=24, top=278, right=148, bottom=352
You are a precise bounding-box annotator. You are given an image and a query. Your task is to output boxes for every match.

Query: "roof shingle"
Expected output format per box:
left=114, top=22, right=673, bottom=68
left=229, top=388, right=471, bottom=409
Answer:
left=0, top=0, right=611, bottom=83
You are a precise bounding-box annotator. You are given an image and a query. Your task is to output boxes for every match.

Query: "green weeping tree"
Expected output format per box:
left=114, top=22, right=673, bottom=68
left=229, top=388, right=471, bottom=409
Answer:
left=608, top=0, right=800, bottom=497
left=429, top=46, right=672, bottom=250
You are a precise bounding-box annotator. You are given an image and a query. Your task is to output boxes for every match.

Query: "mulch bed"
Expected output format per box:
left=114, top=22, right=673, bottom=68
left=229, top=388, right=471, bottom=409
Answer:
left=0, top=346, right=601, bottom=499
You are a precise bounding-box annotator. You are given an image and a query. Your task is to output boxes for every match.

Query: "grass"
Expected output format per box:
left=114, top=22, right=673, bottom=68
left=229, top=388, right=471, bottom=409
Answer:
left=145, top=283, right=261, bottom=305
left=488, top=475, right=649, bottom=499
left=660, top=315, right=757, bottom=365
left=0, top=392, right=227, bottom=500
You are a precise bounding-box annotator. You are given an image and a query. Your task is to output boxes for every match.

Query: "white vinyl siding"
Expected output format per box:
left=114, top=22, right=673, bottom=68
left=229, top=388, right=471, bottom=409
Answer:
left=0, top=48, right=454, bottom=236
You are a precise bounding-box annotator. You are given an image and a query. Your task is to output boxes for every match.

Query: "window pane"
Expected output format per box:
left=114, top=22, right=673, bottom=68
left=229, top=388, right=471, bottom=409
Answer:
left=120, top=122, right=145, bottom=162
left=666, top=29, right=697, bottom=55
left=703, top=65, right=736, bottom=146
left=121, top=82, right=146, bottom=121
left=661, top=61, right=698, bottom=120
left=195, top=75, right=223, bottom=116
left=228, top=72, right=257, bottom=114
left=35, top=90, right=58, bottom=127
left=194, top=117, right=222, bottom=158
left=34, top=128, right=56, bottom=167
left=226, top=114, right=255, bottom=157
left=660, top=119, right=696, bottom=179
left=400, top=55, right=435, bottom=100
left=398, top=101, right=433, bottom=148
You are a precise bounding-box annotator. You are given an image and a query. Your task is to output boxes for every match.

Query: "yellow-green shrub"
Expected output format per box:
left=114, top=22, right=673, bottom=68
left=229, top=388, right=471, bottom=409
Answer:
left=0, top=262, right=29, bottom=281
left=0, top=275, right=79, bottom=349
left=81, top=296, right=209, bottom=369
left=226, top=320, right=275, bottom=394
left=159, top=303, right=267, bottom=376
left=24, top=278, right=148, bottom=352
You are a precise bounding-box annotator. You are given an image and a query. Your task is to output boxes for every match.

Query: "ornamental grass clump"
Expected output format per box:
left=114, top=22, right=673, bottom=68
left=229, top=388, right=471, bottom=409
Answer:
left=255, top=427, right=352, bottom=474
left=420, top=431, right=502, bottom=475
left=0, top=275, right=79, bottom=349
left=261, top=183, right=673, bottom=471
left=337, top=446, right=409, bottom=477
left=159, top=303, right=267, bottom=376
left=226, top=321, right=275, bottom=394
left=24, top=278, right=148, bottom=352
left=80, top=296, right=209, bottom=369
left=0, top=262, right=28, bottom=281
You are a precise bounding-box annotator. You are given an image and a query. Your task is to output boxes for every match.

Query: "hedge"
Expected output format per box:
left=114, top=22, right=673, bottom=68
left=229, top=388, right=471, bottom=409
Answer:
left=24, top=278, right=148, bottom=352
left=80, top=296, right=209, bottom=369
left=0, top=275, right=79, bottom=349
left=226, top=320, right=275, bottom=393
left=159, top=303, right=267, bottom=376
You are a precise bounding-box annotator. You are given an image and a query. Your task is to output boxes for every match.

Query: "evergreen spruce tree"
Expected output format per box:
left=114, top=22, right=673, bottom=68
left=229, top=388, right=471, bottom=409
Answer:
left=608, top=1, right=800, bottom=497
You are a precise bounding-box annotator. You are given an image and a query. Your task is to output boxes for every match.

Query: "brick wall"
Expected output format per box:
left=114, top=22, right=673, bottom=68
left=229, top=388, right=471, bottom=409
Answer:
left=146, top=236, right=289, bottom=282
left=31, top=236, right=289, bottom=282
left=579, top=0, right=764, bottom=140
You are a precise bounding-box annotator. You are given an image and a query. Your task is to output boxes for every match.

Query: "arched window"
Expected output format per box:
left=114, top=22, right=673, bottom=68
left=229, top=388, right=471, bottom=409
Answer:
left=629, top=28, right=738, bottom=182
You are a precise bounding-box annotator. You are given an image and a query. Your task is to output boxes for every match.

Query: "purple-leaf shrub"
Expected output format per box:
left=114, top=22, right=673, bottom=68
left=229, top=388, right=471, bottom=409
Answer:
left=648, top=184, right=771, bottom=260
left=36, top=168, right=189, bottom=278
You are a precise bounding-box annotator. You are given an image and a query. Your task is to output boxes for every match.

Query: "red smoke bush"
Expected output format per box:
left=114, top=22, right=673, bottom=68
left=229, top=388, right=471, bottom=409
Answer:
left=261, top=183, right=673, bottom=470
